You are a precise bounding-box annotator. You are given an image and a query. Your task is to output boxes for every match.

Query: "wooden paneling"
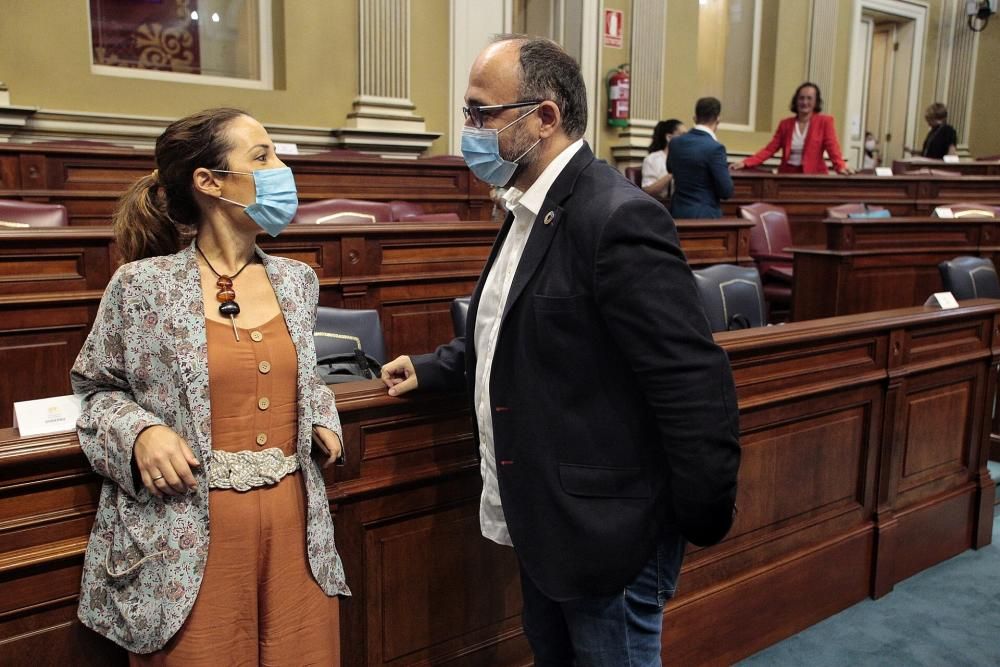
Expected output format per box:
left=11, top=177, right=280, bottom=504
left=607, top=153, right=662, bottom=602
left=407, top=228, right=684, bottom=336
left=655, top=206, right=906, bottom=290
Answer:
left=1, top=303, right=995, bottom=665
left=0, top=143, right=492, bottom=225
left=0, top=220, right=753, bottom=424
left=725, top=172, right=1000, bottom=246
left=790, top=217, right=1000, bottom=321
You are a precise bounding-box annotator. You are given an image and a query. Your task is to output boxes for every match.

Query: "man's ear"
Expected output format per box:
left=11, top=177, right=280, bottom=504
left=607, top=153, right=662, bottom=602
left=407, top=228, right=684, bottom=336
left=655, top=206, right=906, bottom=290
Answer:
left=192, top=167, right=223, bottom=197
left=537, top=101, right=562, bottom=139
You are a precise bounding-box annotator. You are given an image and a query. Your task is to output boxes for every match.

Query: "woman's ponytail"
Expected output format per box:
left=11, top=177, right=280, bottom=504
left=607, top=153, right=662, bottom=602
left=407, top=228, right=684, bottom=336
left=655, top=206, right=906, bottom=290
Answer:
left=113, top=173, right=183, bottom=264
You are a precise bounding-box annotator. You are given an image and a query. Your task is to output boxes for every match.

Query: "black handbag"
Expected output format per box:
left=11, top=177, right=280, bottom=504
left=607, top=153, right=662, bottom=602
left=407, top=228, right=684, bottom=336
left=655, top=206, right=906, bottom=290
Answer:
left=316, top=348, right=383, bottom=384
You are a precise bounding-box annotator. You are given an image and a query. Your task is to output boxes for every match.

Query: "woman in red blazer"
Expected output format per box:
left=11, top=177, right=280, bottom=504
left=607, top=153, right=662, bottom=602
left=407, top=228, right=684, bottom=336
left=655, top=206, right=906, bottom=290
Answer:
left=733, top=82, right=852, bottom=175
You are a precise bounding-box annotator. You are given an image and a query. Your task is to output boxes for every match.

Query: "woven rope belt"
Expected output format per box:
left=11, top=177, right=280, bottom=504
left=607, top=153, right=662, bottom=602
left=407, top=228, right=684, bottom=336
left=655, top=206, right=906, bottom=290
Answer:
left=208, top=448, right=300, bottom=491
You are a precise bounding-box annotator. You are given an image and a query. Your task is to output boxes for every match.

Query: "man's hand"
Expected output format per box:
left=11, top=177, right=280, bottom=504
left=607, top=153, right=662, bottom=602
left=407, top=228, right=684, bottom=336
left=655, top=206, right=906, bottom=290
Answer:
left=381, top=355, right=419, bottom=396
left=134, top=425, right=200, bottom=498
left=312, top=426, right=343, bottom=467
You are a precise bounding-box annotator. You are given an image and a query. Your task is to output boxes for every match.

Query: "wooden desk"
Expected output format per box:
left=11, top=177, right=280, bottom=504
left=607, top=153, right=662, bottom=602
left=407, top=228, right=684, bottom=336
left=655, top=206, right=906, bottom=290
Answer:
left=0, top=219, right=751, bottom=428
left=892, top=159, right=1000, bottom=176
left=0, top=143, right=493, bottom=225
left=726, top=172, right=1000, bottom=246
left=0, top=302, right=995, bottom=666
left=790, top=216, right=1000, bottom=320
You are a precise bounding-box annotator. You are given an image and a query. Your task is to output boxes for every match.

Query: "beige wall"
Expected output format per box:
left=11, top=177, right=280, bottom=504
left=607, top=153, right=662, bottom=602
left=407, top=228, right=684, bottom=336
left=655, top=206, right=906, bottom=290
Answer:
left=2, top=0, right=999, bottom=159
left=0, top=0, right=452, bottom=154
left=969, top=22, right=1000, bottom=156
left=597, top=0, right=633, bottom=161
left=410, top=0, right=451, bottom=155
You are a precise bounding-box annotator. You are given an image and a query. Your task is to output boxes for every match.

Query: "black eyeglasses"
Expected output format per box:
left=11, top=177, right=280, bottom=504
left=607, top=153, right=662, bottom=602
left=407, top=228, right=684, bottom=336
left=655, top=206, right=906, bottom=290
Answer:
left=462, top=100, right=543, bottom=129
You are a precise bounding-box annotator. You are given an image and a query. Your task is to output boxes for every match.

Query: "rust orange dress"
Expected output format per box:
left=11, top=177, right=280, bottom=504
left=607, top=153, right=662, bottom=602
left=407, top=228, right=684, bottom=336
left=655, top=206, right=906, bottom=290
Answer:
left=131, top=315, right=340, bottom=666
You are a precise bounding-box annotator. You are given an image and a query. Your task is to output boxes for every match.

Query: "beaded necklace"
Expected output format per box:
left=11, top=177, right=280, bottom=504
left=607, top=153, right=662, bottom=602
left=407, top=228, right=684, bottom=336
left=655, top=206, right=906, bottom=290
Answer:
left=196, top=244, right=256, bottom=341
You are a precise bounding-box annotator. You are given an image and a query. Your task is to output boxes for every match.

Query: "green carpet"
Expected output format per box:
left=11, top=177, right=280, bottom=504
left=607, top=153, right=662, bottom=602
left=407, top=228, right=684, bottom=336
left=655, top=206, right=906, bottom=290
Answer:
left=738, top=512, right=1000, bottom=666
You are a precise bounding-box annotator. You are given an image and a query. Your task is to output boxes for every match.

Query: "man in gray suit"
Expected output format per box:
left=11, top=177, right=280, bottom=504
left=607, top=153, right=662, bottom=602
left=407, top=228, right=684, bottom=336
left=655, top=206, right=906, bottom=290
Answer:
left=666, top=97, right=733, bottom=219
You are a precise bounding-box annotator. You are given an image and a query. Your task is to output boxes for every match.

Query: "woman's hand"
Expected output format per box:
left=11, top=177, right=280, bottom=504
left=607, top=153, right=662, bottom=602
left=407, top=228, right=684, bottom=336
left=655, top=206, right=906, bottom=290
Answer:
left=837, top=166, right=855, bottom=176
left=134, top=425, right=200, bottom=498
left=729, top=161, right=746, bottom=172
left=312, top=426, right=343, bottom=467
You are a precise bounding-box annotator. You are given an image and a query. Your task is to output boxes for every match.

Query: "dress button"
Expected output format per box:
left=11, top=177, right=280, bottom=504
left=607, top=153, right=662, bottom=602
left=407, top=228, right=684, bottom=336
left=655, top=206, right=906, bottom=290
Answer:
left=256, top=432, right=268, bottom=446
left=258, top=360, right=271, bottom=374
left=250, top=330, right=263, bottom=342
left=258, top=397, right=270, bottom=410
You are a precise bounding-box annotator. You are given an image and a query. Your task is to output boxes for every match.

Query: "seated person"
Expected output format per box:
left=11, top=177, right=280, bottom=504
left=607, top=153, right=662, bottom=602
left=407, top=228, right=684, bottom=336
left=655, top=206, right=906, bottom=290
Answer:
left=732, top=82, right=852, bottom=175
left=641, top=118, right=687, bottom=198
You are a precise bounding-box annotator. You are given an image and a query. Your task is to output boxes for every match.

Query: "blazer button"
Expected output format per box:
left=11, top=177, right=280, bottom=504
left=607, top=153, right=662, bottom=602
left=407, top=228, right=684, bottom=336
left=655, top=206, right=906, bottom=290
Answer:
left=258, top=360, right=271, bottom=374
left=256, top=432, right=268, bottom=446
left=258, top=397, right=270, bottom=410
left=250, top=330, right=264, bottom=342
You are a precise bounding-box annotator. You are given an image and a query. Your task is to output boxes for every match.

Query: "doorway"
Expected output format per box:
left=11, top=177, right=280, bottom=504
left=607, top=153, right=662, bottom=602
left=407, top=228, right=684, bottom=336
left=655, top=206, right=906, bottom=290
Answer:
left=845, top=0, right=928, bottom=170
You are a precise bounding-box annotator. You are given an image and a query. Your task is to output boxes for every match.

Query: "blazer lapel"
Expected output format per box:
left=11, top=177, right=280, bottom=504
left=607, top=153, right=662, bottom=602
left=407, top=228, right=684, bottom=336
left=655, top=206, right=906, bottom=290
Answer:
left=171, top=243, right=212, bottom=460
left=500, top=143, right=594, bottom=324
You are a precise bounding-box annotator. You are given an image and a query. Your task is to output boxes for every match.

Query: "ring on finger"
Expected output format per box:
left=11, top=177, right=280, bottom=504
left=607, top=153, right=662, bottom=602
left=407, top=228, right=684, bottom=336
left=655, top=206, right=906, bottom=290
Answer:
left=151, top=474, right=164, bottom=481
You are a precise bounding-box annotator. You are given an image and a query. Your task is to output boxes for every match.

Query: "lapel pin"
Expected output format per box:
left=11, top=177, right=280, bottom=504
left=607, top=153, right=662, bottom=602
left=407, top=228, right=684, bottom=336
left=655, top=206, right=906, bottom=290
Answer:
left=543, top=211, right=555, bottom=225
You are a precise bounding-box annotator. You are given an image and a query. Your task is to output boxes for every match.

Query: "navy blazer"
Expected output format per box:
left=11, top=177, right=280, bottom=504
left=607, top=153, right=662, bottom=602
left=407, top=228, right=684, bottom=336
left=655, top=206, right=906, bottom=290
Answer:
left=666, top=128, right=734, bottom=219
left=413, top=143, right=741, bottom=600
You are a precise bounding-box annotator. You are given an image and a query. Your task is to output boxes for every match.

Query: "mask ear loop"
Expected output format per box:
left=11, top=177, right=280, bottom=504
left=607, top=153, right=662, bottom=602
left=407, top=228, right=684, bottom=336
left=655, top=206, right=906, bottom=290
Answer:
left=498, top=104, right=543, bottom=164
left=209, top=169, right=253, bottom=208
left=498, top=104, right=542, bottom=134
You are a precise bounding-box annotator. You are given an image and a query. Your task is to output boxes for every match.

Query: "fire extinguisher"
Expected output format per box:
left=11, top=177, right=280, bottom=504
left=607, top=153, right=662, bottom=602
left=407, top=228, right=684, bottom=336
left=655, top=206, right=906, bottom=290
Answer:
left=607, top=64, right=630, bottom=127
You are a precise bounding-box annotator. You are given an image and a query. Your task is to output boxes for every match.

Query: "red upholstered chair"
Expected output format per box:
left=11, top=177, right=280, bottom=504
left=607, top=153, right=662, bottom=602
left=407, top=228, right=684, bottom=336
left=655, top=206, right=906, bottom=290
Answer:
left=293, top=199, right=393, bottom=224
left=739, top=202, right=793, bottom=321
left=936, top=202, right=1000, bottom=219
left=0, top=199, right=69, bottom=227
left=400, top=213, right=462, bottom=222
left=388, top=200, right=426, bottom=220
left=624, top=166, right=642, bottom=187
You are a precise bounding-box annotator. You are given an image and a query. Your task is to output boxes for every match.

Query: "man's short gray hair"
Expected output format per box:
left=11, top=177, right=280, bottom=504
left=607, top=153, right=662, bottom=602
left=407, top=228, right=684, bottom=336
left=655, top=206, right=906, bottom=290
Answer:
left=493, top=35, right=588, bottom=139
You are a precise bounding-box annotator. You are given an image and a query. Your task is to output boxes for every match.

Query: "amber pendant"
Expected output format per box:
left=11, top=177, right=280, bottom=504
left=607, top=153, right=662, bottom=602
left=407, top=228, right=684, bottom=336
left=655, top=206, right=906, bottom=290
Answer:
left=215, top=276, right=241, bottom=341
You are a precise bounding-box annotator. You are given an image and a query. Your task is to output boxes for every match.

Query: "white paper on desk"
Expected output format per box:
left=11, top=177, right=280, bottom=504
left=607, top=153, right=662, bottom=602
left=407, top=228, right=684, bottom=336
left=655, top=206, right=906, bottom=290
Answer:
left=13, top=395, right=82, bottom=437
left=934, top=206, right=955, bottom=218
left=274, top=142, right=299, bottom=155
left=925, top=292, right=960, bottom=309
left=943, top=155, right=960, bottom=164
left=875, top=167, right=894, bottom=177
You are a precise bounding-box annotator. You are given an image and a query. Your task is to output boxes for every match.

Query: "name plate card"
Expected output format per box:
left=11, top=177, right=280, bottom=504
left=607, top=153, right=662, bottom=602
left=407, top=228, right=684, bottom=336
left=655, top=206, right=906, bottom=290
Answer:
left=875, top=167, right=894, bottom=177
left=274, top=142, right=300, bottom=155
left=13, top=395, right=82, bottom=437
left=942, top=155, right=960, bottom=164
left=924, top=292, right=960, bottom=310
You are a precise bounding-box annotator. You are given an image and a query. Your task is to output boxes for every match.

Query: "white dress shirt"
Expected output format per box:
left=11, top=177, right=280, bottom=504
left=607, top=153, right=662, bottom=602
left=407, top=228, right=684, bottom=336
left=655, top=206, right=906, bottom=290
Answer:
left=693, top=124, right=718, bottom=142
left=473, top=138, right=584, bottom=546
left=788, top=120, right=809, bottom=167
left=641, top=149, right=668, bottom=190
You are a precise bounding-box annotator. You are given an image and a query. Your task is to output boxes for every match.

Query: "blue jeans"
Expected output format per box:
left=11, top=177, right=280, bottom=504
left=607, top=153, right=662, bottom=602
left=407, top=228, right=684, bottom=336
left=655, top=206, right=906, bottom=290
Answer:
left=518, top=532, right=686, bottom=667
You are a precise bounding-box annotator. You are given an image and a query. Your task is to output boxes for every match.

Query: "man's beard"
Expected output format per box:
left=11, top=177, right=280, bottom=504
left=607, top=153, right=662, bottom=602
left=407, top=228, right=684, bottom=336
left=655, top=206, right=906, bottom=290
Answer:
left=499, top=126, right=540, bottom=187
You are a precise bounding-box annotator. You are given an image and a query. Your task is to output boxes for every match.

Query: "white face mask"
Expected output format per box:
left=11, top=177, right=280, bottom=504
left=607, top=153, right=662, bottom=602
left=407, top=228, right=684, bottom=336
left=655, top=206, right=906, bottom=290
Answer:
left=864, top=139, right=876, bottom=151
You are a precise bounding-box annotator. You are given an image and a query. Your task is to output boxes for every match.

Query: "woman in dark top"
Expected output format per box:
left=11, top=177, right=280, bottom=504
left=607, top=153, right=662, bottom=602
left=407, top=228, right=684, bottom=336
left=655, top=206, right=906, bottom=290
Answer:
left=917, top=102, right=958, bottom=159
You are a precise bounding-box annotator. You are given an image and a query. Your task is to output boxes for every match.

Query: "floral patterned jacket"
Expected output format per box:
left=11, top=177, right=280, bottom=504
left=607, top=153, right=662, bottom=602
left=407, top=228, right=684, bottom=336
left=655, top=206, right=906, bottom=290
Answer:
left=71, top=243, right=350, bottom=654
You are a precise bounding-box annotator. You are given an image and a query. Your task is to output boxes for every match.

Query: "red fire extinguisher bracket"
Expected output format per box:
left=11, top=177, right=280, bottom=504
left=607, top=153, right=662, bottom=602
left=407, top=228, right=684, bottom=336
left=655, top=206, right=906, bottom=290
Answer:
left=607, top=64, right=630, bottom=128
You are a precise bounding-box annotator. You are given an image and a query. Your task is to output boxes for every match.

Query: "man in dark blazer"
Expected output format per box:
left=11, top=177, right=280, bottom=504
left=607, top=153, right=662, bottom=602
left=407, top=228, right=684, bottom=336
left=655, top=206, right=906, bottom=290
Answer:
left=666, top=97, right=734, bottom=219
left=381, top=36, right=740, bottom=666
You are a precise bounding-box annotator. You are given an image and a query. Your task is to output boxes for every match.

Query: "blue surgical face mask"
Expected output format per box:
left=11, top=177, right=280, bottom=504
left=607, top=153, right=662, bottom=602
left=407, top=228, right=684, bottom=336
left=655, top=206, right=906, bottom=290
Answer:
left=213, top=166, right=299, bottom=237
left=461, top=106, right=541, bottom=186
